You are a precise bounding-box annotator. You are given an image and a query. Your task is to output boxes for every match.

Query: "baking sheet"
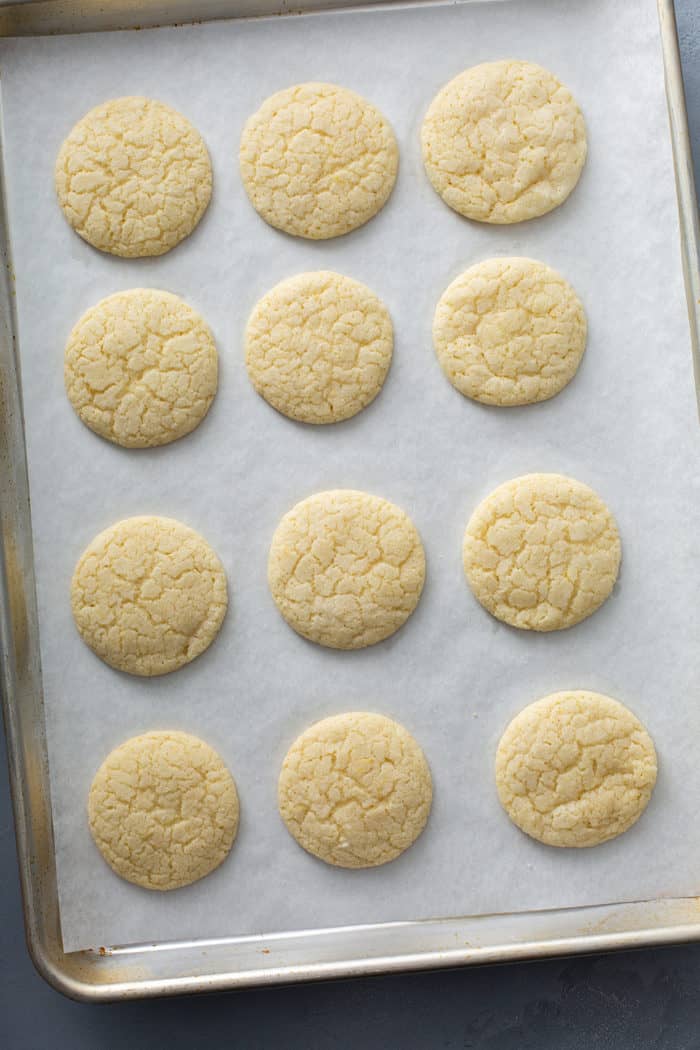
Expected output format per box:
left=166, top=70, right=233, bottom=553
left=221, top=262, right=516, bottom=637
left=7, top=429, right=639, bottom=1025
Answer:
left=1, top=0, right=699, bottom=955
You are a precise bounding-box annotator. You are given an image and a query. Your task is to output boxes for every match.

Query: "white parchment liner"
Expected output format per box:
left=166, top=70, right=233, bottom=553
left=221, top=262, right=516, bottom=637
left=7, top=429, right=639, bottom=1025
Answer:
left=1, top=0, right=698, bottom=953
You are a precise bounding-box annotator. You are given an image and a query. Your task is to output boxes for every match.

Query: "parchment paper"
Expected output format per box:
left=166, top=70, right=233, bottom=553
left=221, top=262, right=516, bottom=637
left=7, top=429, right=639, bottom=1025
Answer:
left=1, top=0, right=699, bottom=954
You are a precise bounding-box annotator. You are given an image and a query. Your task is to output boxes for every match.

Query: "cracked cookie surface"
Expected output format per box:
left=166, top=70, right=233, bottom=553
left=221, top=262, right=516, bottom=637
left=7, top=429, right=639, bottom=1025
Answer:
left=433, top=257, right=586, bottom=406
left=55, top=96, right=212, bottom=257
left=278, top=712, right=432, bottom=868
left=88, top=730, right=239, bottom=889
left=421, top=60, right=586, bottom=223
left=71, top=516, right=227, bottom=676
left=240, top=82, right=398, bottom=239
left=463, top=474, right=620, bottom=631
left=245, top=271, right=393, bottom=423
left=65, top=289, right=218, bottom=448
left=268, top=490, right=425, bottom=649
left=495, top=691, right=657, bottom=847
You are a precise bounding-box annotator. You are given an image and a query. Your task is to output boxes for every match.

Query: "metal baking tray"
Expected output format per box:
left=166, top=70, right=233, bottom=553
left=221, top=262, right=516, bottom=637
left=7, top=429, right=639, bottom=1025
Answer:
left=1, top=0, right=699, bottom=1002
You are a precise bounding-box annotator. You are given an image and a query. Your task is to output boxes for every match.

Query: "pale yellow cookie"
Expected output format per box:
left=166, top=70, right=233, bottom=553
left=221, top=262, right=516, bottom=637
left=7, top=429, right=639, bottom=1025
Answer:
left=279, top=712, right=432, bottom=868
left=55, top=96, right=212, bottom=257
left=71, top=516, right=227, bottom=676
left=245, top=271, right=393, bottom=424
left=433, top=258, right=586, bottom=406
left=240, top=82, right=398, bottom=239
left=421, top=60, right=587, bottom=223
left=463, top=474, right=620, bottom=631
left=64, top=289, right=218, bottom=448
left=88, top=730, right=239, bottom=889
left=268, top=490, right=425, bottom=649
left=495, top=691, right=657, bottom=847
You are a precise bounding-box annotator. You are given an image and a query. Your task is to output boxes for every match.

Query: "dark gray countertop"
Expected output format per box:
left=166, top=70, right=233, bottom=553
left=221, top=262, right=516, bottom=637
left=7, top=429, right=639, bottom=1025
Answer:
left=3, top=3, right=700, bottom=1046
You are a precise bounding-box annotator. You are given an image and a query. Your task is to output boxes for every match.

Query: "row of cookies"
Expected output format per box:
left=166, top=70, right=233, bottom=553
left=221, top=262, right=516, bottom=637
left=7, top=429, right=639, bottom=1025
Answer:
left=88, top=690, right=657, bottom=892
left=70, top=474, right=621, bottom=680
left=64, top=258, right=586, bottom=451
left=55, top=60, right=587, bottom=258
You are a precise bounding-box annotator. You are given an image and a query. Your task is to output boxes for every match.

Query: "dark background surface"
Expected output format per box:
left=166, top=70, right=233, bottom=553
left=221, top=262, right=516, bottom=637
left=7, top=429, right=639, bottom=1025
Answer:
left=3, top=3, right=700, bottom=1047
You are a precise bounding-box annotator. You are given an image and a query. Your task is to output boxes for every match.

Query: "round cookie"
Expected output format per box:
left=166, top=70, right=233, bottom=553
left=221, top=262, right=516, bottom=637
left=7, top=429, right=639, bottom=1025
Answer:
left=433, top=258, right=586, bottom=406
left=278, top=712, right=432, bottom=868
left=495, top=691, right=657, bottom=848
left=268, top=490, right=425, bottom=649
left=88, top=730, right=239, bottom=889
left=55, top=96, right=212, bottom=257
left=71, top=516, right=227, bottom=676
left=421, top=60, right=587, bottom=224
left=463, top=474, right=620, bottom=631
left=65, top=289, right=218, bottom=448
left=245, top=271, right=393, bottom=424
left=239, top=82, right=398, bottom=239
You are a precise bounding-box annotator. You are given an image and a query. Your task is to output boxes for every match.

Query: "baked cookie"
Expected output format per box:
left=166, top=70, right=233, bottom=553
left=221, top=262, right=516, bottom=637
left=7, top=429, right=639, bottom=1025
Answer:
left=240, top=82, right=398, bottom=239
left=65, top=289, right=218, bottom=448
left=421, top=60, right=586, bottom=223
left=71, top=516, right=227, bottom=675
left=463, top=474, right=620, bottom=631
left=245, top=271, right=393, bottom=423
left=495, top=691, right=657, bottom=847
left=433, top=258, right=586, bottom=406
left=278, top=712, right=432, bottom=868
left=268, top=489, right=425, bottom=649
left=88, top=730, right=239, bottom=889
left=55, top=96, right=212, bottom=257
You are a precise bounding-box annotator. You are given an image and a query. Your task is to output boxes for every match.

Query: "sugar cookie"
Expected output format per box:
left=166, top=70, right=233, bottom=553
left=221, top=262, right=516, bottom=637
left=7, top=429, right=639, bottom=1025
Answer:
left=64, top=289, right=218, bottom=448
left=55, top=96, right=212, bottom=257
left=495, top=691, right=657, bottom=847
left=278, top=712, right=432, bottom=868
left=433, top=258, right=586, bottom=406
left=463, top=474, right=620, bottom=631
left=268, top=489, right=425, bottom=649
left=71, top=516, right=227, bottom=676
left=421, top=60, right=586, bottom=223
left=240, top=82, right=398, bottom=239
left=88, top=730, right=239, bottom=889
left=245, top=271, right=393, bottom=423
